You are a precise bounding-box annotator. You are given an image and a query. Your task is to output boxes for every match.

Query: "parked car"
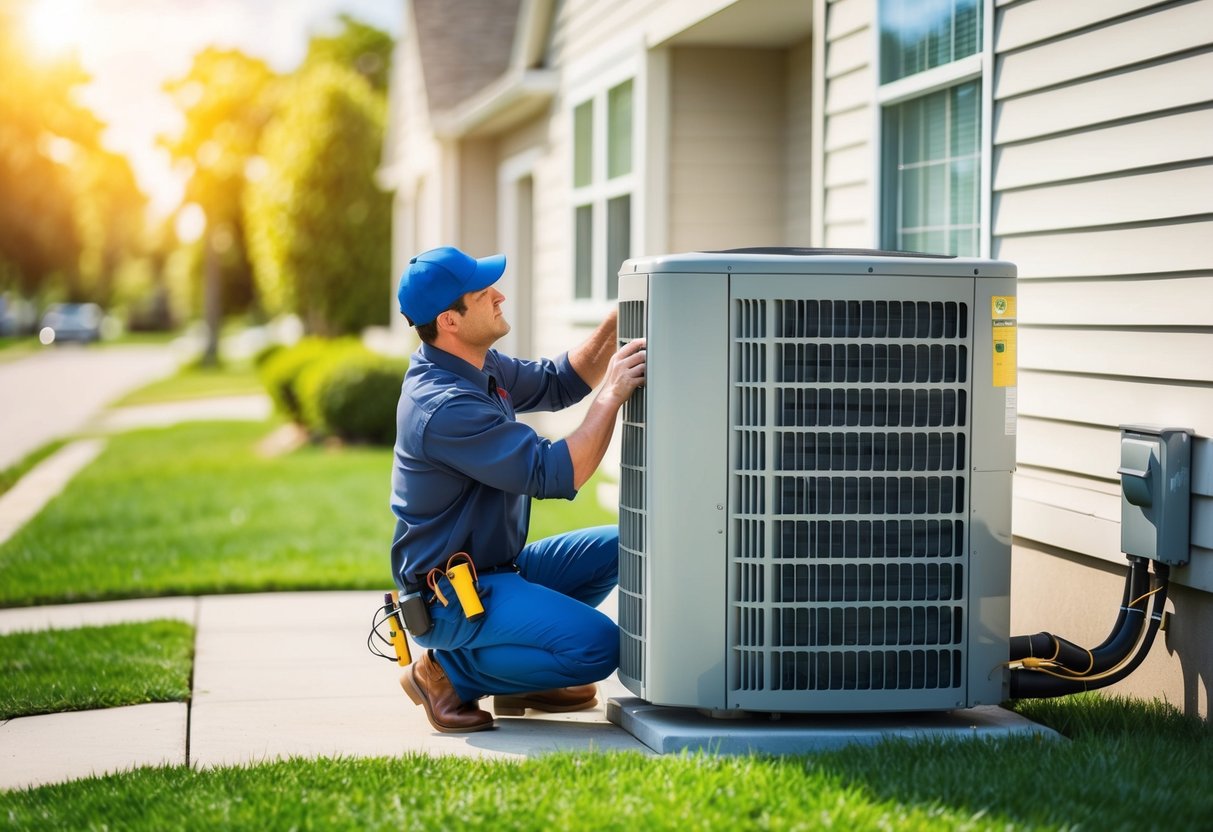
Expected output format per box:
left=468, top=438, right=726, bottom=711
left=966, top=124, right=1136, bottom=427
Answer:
left=39, top=303, right=104, bottom=345
left=0, top=294, right=37, bottom=336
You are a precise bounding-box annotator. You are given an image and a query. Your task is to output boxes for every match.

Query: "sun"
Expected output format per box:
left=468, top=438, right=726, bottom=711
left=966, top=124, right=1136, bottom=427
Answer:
left=23, top=0, right=88, bottom=60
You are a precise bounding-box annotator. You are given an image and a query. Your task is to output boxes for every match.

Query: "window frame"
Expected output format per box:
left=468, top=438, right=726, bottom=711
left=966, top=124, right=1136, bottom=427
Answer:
left=567, top=47, right=642, bottom=316
left=873, top=0, right=993, bottom=259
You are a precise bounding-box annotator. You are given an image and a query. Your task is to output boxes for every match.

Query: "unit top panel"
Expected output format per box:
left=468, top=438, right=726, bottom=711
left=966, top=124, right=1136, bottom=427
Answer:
left=621, top=249, right=1016, bottom=279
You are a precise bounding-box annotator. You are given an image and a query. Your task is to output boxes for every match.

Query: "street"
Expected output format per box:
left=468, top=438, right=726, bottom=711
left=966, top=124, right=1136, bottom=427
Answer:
left=0, top=345, right=179, bottom=470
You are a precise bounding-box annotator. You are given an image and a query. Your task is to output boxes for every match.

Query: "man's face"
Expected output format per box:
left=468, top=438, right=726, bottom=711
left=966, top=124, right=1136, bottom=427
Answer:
left=454, top=284, right=510, bottom=347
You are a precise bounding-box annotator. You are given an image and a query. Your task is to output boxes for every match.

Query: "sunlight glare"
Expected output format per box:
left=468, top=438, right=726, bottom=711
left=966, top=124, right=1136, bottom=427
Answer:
left=25, top=0, right=87, bottom=60
left=176, top=203, right=207, bottom=244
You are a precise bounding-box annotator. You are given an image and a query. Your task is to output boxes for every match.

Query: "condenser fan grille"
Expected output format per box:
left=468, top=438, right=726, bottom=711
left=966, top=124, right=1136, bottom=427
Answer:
left=617, top=299, right=647, bottom=689
left=731, top=296, right=972, bottom=695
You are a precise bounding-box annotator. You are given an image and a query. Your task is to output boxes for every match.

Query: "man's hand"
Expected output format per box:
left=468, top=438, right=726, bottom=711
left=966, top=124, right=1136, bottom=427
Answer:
left=599, top=338, right=646, bottom=408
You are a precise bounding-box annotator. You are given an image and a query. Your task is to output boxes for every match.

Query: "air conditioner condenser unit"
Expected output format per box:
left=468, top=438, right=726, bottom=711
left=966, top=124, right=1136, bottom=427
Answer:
left=616, top=249, right=1017, bottom=713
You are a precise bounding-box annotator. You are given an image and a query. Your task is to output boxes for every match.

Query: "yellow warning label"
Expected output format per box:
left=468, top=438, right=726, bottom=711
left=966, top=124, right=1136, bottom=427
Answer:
left=991, top=296, right=1017, bottom=387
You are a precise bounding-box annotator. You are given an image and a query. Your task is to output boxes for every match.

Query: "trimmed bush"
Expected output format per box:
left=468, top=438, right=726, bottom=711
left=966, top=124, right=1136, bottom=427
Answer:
left=251, top=342, right=285, bottom=369
left=297, top=350, right=408, bottom=445
left=259, top=337, right=358, bottom=422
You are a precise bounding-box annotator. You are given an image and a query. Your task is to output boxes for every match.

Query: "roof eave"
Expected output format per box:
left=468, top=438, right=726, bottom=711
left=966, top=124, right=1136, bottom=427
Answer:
left=432, top=68, right=557, bottom=140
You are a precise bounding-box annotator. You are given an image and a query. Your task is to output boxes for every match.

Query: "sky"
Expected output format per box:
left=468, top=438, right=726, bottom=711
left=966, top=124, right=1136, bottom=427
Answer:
left=20, top=0, right=405, bottom=219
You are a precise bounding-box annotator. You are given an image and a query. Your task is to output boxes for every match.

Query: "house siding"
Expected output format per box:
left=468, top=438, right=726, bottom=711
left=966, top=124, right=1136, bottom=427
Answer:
left=667, top=47, right=787, bottom=251
left=818, top=0, right=874, bottom=247
left=785, top=39, right=814, bottom=244
left=991, top=0, right=1213, bottom=714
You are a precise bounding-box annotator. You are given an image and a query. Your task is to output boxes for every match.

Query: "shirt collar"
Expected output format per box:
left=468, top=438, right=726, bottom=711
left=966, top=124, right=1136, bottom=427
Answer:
left=419, top=342, right=495, bottom=394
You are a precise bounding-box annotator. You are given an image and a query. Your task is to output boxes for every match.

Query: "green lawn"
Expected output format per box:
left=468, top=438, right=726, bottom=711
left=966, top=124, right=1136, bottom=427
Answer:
left=1, top=694, right=1209, bottom=828
left=112, top=361, right=265, bottom=406
left=0, top=420, right=614, bottom=607
left=0, top=620, right=194, bottom=719
left=0, top=439, right=67, bottom=498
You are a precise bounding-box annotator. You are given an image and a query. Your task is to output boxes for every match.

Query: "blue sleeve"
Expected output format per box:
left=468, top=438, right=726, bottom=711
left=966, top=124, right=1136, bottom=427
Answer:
left=423, top=396, right=577, bottom=499
left=489, top=350, right=592, bottom=413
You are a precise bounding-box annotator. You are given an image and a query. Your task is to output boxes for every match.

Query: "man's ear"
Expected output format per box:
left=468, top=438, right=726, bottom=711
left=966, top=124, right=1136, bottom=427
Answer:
left=436, top=309, right=459, bottom=334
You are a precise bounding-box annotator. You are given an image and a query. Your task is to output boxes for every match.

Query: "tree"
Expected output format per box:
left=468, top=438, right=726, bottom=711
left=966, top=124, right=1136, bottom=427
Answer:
left=243, top=62, right=390, bottom=336
left=162, top=49, right=278, bottom=363
left=0, top=4, right=98, bottom=299
left=73, top=147, right=147, bottom=305
left=303, top=13, right=395, bottom=94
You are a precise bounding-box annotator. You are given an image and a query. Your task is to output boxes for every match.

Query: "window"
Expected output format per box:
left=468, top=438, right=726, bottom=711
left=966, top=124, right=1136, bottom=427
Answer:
left=879, top=0, right=983, bottom=256
left=572, top=78, right=634, bottom=302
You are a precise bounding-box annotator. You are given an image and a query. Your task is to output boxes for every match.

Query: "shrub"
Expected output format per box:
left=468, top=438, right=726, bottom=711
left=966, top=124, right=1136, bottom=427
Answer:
left=259, top=337, right=358, bottom=422
left=251, top=342, right=284, bottom=369
left=297, top=350, right=408, bottom=445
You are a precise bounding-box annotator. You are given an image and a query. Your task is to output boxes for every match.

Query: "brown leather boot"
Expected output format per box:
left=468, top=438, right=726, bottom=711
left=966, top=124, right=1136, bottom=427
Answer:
left=492, top=684, right=598, bottom=716
left=400, top=651, right=494, bottom=733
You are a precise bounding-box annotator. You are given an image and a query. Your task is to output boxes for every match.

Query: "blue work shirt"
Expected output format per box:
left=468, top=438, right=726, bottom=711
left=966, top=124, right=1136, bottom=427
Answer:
left=390, top=342, right=592, bottom=588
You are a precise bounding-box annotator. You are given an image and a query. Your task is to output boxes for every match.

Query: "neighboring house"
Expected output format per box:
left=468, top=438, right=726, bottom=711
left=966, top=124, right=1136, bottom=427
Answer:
left=379, top=0, right=1213, bottom=716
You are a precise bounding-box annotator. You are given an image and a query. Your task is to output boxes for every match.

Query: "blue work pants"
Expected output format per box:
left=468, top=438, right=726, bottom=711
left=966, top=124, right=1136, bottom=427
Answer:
left=414, top=525, right=620, bottom=702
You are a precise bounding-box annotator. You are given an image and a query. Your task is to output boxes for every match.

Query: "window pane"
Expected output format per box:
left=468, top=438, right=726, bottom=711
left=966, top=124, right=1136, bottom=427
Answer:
left=880, top=0, right=982, bottom=83
left=607, top=80, right=633, bottom=179
left=882, top=80, right=980, bottom=256
left=606, top=194, right=631, bottom=300
left=574, top=100, right=593, bottom=188
left=575, top=204, right=593, bottom=299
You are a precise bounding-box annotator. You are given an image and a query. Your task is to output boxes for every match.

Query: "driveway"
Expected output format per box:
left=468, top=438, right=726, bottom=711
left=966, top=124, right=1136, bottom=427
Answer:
left=0, top=345, right=179, bottom=470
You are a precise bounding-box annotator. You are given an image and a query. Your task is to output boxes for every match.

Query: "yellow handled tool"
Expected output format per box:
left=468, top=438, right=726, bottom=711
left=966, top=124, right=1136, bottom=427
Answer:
left=386, top=591, right=412, bottom=666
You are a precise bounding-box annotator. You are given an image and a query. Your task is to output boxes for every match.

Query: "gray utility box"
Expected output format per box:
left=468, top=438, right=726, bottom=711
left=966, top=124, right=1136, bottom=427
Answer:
left=615, top=249, right=1017, bottom=713
left=1119, top=425, right=1194, bottom=566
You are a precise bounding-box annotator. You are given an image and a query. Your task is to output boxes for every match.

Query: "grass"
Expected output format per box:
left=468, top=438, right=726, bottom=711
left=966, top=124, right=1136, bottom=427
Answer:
left=0, top=439, right=67, bottom=499
left=0, top=694, right=1209, bottom=829
left=0, top=420, right=615, bottom=607
left=112, top=360, right=265, bottom=406
left=0, top=421, right=391, bottom=606
left=0, top=620, right=194, bottom=719
left=0, top=336, right=39, bottom=362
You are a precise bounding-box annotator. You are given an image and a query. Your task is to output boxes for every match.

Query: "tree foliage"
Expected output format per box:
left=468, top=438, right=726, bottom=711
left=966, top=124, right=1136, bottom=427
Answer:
left=244, top=61, right=390, bottom=335
left=0, top=3, right=145, bottom=304
left=304, top=13, right=395, bottom=94
left=161, top=48, right=279, bottom=319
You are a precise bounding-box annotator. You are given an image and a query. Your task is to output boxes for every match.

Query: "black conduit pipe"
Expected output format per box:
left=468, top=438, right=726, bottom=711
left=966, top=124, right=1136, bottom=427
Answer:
left=1008, top=556, right=1150, bottom=674
left=1009, top=563, right=1170, bottom=699
left=1091, top=555, right=1148, bottom=653
left=1009, top=556, right=1144, bottom=661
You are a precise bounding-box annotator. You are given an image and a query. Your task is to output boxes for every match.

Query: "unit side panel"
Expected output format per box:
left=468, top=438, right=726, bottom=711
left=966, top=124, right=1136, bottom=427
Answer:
left=727, top=274, right=981, bottom=712
left=966, top=275, right=1015, bottom=704
left=967, top=470, right=1012, bottom=705
left=971, top=275, right=1018, bottom=473
left=643, top=271, right=731, bottom=708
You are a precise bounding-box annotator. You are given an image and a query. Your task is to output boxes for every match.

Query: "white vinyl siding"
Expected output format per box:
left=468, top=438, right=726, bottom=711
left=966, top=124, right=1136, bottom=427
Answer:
left=817, top=0, right=876, bottom=248
left=990, top=0, right=1213, bottom=592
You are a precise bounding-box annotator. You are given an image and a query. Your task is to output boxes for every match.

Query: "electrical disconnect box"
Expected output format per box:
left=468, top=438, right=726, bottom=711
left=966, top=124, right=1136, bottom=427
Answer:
left=1119, top=425, right=1193, bottom=566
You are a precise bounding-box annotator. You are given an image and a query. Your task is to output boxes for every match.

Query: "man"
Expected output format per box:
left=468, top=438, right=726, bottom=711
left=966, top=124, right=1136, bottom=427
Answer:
left=390, top=245, right=646, bottom=733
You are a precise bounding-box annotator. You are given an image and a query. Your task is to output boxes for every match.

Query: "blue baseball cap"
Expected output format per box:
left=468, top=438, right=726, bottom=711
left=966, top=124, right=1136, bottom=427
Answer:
left=397, top=246, right=507, bottom=325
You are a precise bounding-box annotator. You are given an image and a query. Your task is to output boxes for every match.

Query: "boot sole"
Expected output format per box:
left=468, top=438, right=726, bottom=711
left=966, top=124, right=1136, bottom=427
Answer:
left=493, top=696, right=598, bottom=716
left=400, top=667, right=495, bottom=734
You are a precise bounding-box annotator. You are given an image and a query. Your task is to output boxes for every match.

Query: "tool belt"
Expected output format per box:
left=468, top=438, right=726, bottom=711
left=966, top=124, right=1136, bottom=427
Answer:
left=375, top=558, right=516, bottom=668
left=402, top=556, right=518, bottom=637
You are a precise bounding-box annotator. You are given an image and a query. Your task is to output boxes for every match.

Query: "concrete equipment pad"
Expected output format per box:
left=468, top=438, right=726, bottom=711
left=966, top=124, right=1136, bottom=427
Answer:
left=607, top=696, right=1061, bottom=755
